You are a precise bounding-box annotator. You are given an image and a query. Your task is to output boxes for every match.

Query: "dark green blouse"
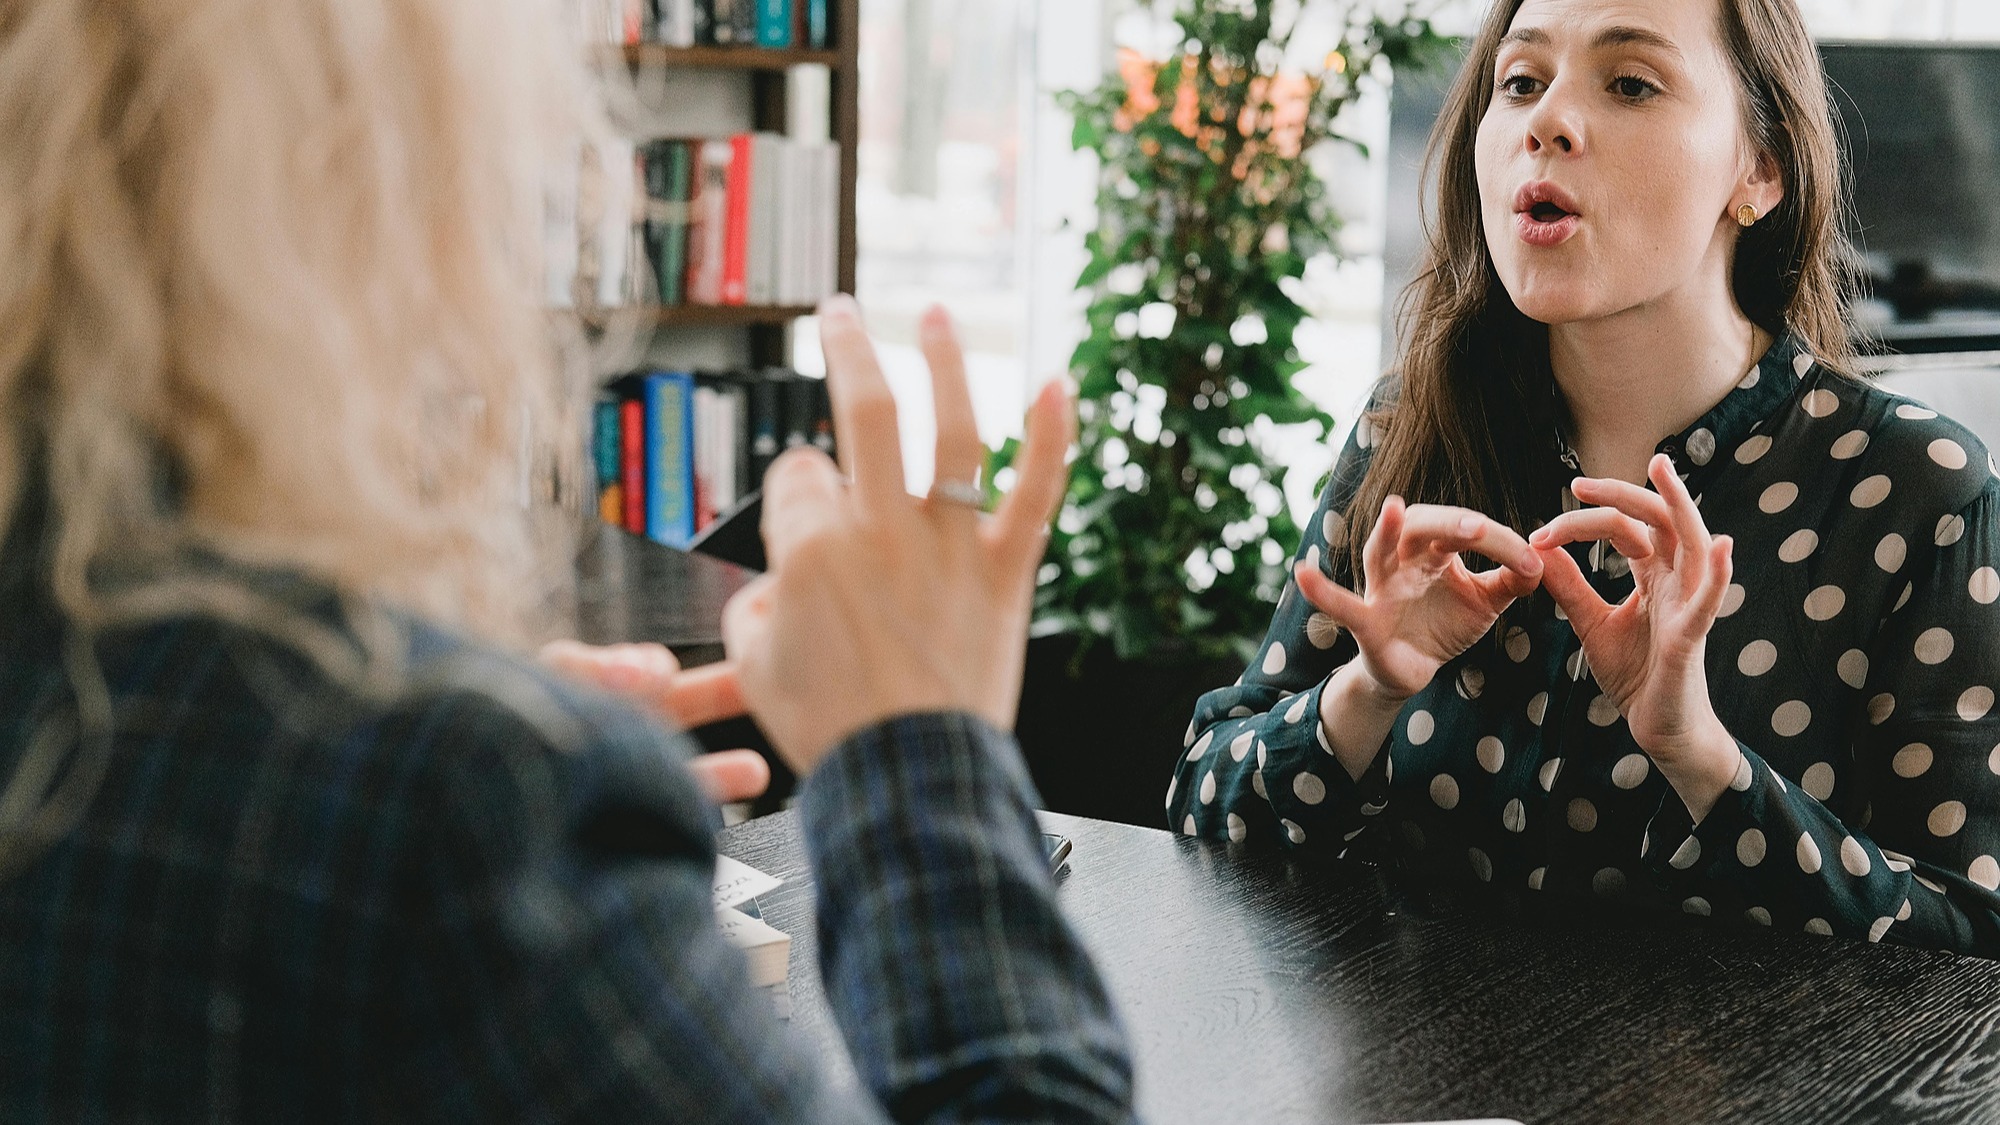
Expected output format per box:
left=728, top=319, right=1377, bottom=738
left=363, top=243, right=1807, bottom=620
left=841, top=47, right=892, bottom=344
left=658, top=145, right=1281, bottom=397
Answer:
left=1171, top=335, right=2000, bottom=956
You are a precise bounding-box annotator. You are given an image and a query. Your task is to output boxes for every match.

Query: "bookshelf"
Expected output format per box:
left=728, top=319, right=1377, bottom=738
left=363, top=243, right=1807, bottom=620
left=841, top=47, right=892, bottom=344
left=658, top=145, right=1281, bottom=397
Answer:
left=576, top=0, right=861, bottom=562
left=599, top=0, right=860, bottom=368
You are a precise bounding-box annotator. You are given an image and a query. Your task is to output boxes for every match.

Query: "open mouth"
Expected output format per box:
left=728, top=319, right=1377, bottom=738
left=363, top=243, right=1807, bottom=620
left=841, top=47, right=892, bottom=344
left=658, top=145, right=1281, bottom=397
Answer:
left=1527, top=201, right=1573, bottom=224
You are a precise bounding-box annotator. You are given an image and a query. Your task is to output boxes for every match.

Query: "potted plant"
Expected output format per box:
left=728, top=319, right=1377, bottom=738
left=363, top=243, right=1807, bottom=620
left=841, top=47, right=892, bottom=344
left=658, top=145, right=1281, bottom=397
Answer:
left=1007, top=0, right=1445, bottom=827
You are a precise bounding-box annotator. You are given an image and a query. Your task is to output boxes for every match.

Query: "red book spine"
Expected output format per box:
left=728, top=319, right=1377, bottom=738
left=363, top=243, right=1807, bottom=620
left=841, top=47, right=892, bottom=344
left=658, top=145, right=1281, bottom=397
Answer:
left=722, top=133, right=753, bottom=306
left=620, top=398, right=645, bottom=533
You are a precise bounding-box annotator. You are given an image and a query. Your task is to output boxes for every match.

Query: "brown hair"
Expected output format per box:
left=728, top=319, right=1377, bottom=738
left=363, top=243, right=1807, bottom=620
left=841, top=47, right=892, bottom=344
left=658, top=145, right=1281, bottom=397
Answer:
left=1345, top=0, right=1859, bottom=571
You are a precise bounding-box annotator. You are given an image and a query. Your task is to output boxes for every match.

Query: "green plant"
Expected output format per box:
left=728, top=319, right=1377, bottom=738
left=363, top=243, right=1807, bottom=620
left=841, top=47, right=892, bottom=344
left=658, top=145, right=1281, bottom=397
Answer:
left=998, top=0, right=1447, bottom=666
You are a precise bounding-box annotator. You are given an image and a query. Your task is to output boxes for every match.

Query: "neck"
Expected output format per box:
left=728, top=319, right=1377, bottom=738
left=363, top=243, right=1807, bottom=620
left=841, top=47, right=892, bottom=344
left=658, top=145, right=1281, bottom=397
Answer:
left=1548, top=286, right=1770, bottom=485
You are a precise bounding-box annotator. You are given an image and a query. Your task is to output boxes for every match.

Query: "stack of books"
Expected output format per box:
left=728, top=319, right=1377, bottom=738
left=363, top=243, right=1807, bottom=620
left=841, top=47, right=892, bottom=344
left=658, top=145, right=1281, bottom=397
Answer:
left=713, top=856, right=792, bottom=1017
left=549, top=133, right=840, bottom=313
left=647, top=133, right=842, bottom=309
left=593, top=368, right=835, bottom=548
left=586, top=0, right=833, bottom=49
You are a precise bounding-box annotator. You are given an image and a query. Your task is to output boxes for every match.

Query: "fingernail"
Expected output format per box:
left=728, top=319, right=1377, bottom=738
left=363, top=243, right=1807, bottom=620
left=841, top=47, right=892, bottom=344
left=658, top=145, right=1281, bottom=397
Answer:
left=819, top=293, right=858, bottom=321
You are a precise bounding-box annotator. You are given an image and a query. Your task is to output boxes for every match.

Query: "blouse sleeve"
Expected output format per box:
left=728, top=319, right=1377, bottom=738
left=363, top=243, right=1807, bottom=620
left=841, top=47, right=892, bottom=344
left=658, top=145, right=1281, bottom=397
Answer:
left=1640, top=484, right=2000, bottom=955
left=1168, top=392, right=1393, bottom=851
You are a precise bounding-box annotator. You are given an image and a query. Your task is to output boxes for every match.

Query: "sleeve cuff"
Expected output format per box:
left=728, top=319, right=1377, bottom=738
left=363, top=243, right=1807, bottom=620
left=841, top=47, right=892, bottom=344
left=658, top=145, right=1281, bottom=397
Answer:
left=798, top=710, right=1044, bottom=866
left=1641, top=742, right=1764, bottom=888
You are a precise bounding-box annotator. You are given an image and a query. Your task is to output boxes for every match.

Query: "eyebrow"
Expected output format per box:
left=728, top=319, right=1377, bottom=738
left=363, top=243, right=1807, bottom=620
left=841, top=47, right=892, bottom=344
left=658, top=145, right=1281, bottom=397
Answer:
left=1498, top=25, right=1686, bottom=62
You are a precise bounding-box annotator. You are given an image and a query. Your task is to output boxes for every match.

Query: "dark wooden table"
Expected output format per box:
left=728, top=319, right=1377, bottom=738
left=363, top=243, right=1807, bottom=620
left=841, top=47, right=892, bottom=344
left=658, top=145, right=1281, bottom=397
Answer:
left=719, top=810, right=2000, bottom=1125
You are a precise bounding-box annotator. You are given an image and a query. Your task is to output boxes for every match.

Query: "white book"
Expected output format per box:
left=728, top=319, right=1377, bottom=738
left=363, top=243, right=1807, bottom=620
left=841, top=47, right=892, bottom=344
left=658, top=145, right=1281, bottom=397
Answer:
left=713, top=907, right=790, bottom=988
left=593, top=138, right=637, bottom=308
left=811, top=140, right=840, bottom=300
left=713, top=854, right=783, bottom=909
left=660, top=0, right=695, bottom=46
left=785, top=64, right=832, bottom=145
left=746, top=133, right=785, bottom=306
left=777, top=140, right=804, bottom=306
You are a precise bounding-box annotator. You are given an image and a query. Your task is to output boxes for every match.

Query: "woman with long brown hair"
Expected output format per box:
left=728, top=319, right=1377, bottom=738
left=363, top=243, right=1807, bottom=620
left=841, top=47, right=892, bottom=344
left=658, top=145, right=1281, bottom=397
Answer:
left=1173, top=0, right=2000, bottom=955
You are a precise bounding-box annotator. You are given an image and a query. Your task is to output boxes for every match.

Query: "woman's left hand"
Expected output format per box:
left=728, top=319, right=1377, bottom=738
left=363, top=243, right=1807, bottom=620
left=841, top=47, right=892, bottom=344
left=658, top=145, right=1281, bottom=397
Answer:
left=539, top=640, right=769, bottom=805
left=1528, top=453, right=1742, bottom=819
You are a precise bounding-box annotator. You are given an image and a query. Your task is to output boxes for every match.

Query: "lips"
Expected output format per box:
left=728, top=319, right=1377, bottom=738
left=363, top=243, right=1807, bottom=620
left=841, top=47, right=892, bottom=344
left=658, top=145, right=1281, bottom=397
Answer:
left=1513, top=181, right=1582, bottom=247
left=1514, top=181, right=1583, bottom=219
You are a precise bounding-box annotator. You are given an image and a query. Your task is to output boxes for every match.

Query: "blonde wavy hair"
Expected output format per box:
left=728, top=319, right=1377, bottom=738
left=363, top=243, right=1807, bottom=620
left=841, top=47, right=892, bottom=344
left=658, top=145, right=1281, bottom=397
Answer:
left=0, top=0, right=604, bottom=643
left=0, top=0, right=617, bottom=873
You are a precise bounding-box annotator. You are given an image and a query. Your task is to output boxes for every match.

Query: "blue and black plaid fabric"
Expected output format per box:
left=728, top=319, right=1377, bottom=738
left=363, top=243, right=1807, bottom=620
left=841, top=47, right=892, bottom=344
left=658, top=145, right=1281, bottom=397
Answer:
left=0, top=546, right=1135, bottom=1121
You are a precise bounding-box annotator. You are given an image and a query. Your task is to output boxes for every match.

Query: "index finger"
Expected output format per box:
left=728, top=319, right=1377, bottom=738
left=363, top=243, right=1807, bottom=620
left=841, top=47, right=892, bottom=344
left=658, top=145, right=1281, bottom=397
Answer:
left=1649, top=453, right=1713, bottom=559
left=817, top=295, right=907, bottom=506
left=658, top=662, right=750, bottom=730
left=1395, top=505, right=1543, bottom=578
left=759, top=446, right=845, bottom=572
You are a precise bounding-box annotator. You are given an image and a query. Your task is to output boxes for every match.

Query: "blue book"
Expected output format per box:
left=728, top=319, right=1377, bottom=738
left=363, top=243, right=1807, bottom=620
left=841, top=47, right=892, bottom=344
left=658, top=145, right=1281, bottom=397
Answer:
left=644, top=371, right=698, bottom=548
left=805, top=0, right=826, bottom=47
left=757, top=0, right=791, bottom=48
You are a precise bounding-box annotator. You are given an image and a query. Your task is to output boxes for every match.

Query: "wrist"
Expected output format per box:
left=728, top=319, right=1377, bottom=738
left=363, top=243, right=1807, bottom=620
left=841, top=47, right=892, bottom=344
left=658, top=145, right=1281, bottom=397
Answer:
left=1649, top=715, right=1740, bottom=825
left=1331, top=659, right=1413, bottom=711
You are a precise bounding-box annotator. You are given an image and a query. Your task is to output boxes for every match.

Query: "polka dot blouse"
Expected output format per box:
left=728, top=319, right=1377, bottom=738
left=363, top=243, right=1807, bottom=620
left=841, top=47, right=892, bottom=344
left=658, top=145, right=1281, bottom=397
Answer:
left=1170, top=336, right=2000, bottom=956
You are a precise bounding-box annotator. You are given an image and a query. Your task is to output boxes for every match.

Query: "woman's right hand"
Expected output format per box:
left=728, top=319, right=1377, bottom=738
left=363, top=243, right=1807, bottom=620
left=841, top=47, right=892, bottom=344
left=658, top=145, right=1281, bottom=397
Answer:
left=720, top=296, right=1074, bottom=777
left=1296, top=496, right=1544, bottom=702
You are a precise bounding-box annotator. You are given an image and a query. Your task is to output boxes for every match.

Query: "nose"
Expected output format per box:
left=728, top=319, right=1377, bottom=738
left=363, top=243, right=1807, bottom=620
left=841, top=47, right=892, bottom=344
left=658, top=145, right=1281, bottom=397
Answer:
left=1524, top=79, right=1581, bottom=156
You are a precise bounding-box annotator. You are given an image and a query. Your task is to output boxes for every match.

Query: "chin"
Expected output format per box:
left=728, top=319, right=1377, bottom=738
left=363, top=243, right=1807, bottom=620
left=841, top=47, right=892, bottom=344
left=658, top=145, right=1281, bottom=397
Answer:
left=1497, top=276, right=1602, bottom=326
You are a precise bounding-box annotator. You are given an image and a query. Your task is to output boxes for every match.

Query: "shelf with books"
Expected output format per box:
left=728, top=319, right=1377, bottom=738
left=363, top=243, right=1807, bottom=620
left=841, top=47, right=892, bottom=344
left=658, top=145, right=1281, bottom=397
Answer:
left=602, top=44, right=842, bottom=70
left=647, top=304, right=820, bottom=326
left=592, top=367, right=834, bottom=549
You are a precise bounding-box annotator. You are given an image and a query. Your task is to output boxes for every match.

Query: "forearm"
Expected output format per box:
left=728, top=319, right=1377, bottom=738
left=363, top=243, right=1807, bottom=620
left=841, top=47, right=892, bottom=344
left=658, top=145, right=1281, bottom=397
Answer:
left=800, top=712, right=1136, bottom=1124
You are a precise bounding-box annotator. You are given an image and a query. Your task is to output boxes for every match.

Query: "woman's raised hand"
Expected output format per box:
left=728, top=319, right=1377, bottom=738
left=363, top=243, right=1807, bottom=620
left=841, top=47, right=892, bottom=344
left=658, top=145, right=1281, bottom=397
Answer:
left=1528, top=453, right=1741, bottom=816
left=720, top=296, right=1075, bottom=775
left=1296, top=496, right=1544, bottom=701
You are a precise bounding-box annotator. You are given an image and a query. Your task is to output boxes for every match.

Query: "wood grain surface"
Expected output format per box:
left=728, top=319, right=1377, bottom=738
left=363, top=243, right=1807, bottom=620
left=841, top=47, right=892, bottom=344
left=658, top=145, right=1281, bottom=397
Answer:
left=718, top=810, right=2000, bottom=1124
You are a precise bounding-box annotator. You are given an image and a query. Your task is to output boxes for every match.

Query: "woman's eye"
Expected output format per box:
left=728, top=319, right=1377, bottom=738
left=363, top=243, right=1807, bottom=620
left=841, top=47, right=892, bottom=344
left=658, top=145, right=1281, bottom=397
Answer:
left=1612, top=75, right=1659, bottom=100
left=1498, top=74, right=1540, bottom=98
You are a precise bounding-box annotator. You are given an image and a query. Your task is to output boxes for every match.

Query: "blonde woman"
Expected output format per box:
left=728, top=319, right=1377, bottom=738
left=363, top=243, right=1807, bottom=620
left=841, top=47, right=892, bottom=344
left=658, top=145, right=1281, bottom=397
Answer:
left=0, top=0, right=1135, bottom=1119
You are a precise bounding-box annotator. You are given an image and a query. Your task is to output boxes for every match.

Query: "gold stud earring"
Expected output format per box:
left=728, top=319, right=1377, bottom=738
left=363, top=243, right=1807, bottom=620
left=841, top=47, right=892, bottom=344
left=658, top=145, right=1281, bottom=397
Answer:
left=1737, top=203, right=1758, bottom=228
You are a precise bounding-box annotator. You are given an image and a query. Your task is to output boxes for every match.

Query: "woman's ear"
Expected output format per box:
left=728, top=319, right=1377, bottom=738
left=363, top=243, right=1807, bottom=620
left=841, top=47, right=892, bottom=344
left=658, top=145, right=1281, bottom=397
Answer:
left=1739, top=149, right=1785, bottom=222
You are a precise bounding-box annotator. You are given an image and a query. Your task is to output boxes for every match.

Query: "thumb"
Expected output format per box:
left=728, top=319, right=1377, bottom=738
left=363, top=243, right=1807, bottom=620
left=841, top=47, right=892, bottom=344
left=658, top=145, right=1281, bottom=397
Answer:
left=1295, top=563, right=1368, bottom=630
left=1537, top=545, right=1613, bottom=637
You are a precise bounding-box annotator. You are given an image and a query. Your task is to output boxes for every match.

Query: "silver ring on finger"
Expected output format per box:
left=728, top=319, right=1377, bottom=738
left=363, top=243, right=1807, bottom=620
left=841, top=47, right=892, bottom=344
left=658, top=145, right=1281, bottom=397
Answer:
left=927, top=478, right=986, bottom=510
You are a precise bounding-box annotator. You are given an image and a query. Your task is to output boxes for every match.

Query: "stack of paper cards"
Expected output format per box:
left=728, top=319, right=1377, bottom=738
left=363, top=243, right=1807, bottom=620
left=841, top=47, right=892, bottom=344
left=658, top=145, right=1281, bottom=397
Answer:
left=713, top=855, right=792, bottom=1016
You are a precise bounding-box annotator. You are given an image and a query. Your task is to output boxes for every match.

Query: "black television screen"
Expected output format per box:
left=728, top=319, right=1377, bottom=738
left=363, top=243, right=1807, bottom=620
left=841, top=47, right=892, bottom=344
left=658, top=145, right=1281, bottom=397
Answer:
left=1822, top=41, right=2000, bottom=349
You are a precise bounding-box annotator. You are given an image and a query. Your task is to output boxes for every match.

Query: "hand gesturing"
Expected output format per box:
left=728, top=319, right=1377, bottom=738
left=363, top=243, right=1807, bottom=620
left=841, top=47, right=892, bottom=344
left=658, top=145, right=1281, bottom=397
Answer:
left=1296, top=496, right=1545, bottom=701
left=720, top=297, right=1075, bottom=775
left=1528, top=453, right=1737, bottom=778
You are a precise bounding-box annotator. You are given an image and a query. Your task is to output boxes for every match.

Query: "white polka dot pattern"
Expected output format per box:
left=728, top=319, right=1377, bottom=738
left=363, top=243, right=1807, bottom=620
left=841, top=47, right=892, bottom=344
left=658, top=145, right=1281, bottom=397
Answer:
left=1292, top=771, right=1326, bottom=806
left=1430, top=774, right=1459, bottom=810
left=1164, top=352, right=2000, bottom=957
left=1876, top=534, right=1907, bottom=573
left=1830, top=430, right=1869, bottom=459
left=1760, top=482, right=1800, bottom=513
left=1779, top=529, right=1818, bottom=563
left=1407, top=710, right=1435, bottom=745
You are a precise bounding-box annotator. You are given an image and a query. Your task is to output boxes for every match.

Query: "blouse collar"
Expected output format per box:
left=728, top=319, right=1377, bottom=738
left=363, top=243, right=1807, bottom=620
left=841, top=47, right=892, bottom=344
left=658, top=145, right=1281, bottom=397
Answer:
left=1652, top=332, right=1815, bottom=485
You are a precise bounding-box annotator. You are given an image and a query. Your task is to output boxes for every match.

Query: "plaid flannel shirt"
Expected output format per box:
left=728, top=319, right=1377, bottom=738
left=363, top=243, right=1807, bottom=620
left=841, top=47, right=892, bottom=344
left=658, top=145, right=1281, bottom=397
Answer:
left=0, top=547, right=1135, bottom=1121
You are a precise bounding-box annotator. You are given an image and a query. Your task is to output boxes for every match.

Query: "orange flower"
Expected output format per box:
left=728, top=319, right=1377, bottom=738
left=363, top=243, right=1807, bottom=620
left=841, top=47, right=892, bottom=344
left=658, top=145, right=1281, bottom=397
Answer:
left=1112, top=46, right=1317, bottom=161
